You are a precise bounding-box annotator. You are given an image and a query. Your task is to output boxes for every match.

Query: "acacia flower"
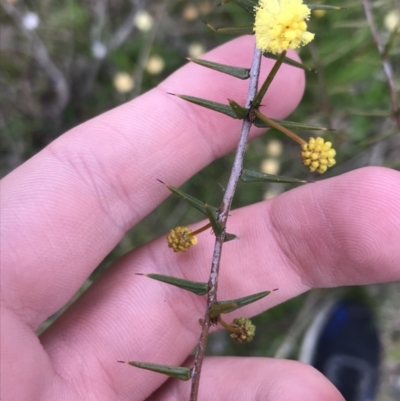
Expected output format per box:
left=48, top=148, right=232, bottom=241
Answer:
left=167, top=226, right=198, bottom=252
left=229, top=318, right=256, bottom=343
left=301, top=137, right=336, bottom=174
left=254, top=0, right=315, bottom=54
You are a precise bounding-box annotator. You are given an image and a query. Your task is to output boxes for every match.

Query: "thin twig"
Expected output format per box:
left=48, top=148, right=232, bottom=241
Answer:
left=89, top=0, right=107, bottom=43
left=309, top=42, right=333, bottom=128
left=189, top=46, right=263, bottom=401
left=1, top=0, right=69, bottom=115
left=132, top=4, right=166, bottom=98
left=80, top=0, right=146, bottom=97
left=361, top=0, right=400, bottom=130
left=108, top=3, right=143, bottom=52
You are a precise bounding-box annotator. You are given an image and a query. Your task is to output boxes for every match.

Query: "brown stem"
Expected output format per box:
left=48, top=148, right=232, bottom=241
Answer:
left=188, top=222, right=212, bottom=237
left=218, top=316, right=241, bottom=334
left=189, top=46, right=263, bottom=401
left=254, top=111, right=307, bottom=145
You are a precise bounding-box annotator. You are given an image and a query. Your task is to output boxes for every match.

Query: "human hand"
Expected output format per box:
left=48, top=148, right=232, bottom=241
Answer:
left=1, top=35, right=400, bottom=401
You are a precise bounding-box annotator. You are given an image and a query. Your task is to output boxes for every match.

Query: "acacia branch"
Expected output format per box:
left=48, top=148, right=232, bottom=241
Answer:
left=189, top=46, right=263, bottom=401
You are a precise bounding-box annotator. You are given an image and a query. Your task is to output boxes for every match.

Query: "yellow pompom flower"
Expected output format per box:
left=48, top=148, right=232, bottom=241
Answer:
left=167, top=226, right=198, bottom=252
left=301, top=137, right=336, bottom=174
left=254, top=0, right=315, bottom=54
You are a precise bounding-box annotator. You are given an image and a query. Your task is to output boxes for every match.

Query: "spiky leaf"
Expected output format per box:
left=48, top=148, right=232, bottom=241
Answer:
left=215, top=289, right=278, bottom=314
left=206, top=23, right=254, bottom=35
left=136, top=273, right=208, bottom=295
left=158, top=180, right=218, bottom=217
left=209, top=302, right=238, bottom=318
left=240, top=170, right=309, bottom=184
left=204, top=203, right=223, bottom=237
left=173, top=94, right=237, bottom=119
left=263, top=52, right=313, bottom=72
left=118, top=361, right=191, bottom=381
left=229, top=100, right=248, bottom=119
left=224, top=233, right=237, bottom=242
left=188, top=57, right=249, bottom=79
left=307, top=4, right=343, bottom=10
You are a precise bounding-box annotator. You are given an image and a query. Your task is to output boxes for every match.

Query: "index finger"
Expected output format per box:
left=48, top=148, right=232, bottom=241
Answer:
left=1, top=36, right=305, bottom=328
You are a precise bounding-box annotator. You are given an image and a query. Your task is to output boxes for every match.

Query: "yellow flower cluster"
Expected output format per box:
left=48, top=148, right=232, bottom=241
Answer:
left=301, top=137, right=336, bottom=174
left=254, top=0, right=315, bottom=54
left=230, top=318, right=256, bottom=343
left=167, top=226, right=198, bottom=252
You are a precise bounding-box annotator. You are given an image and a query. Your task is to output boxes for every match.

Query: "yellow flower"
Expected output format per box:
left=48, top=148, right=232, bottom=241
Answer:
left=229, top=318, right=256, bottom=343
left=301, top=137, right=336, bottom=174
left=254, top=0, right=315, bottom=54
left=167, top=226, right=198, bottom=252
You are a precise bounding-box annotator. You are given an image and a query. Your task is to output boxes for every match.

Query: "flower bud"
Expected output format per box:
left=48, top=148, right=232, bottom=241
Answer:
left=230, top=317, right=256, bottom=343
left=167, top=226, right=198, bottom=252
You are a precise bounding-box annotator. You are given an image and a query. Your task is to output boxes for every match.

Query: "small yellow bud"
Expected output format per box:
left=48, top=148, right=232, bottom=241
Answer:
left=229, top=318, right=256, bottom=344
left=301, top=137, right=336, bottom=174
left=167, top=226, right=198, bottom=253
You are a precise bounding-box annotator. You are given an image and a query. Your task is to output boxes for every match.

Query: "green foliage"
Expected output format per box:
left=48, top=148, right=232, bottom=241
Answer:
left=240, top=169, right=309, bottom=183
left=137, top=273, right=209, bottom=295
left=210, top=289, right=277, bottom=318
left=188, top=57, right=250, bottom=79
left=119, top=361, right=191, bottom=381
left=160, top=180, right=218, bottom=217
left=204, top=203, right=223, bottom=236
left=206, top=23, right=254, bottom=35
left=263, top=51, right=312, bottom=71
left=173, top=94, right=238, bottom=118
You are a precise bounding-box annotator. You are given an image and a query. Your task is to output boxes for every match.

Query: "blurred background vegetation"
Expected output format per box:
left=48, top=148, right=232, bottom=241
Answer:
left=1, top=0, right=399, bottom=399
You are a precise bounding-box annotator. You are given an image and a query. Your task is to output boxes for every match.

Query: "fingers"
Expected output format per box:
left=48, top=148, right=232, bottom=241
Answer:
left=149, top=357, right=344, bottom=401
left=268, top=166, right=400, bottom=287
left=38, top=167, right=400, bottom=399
left=0, top=307, right=53, bottom=401
left=1, top=35, right=305, bottom=329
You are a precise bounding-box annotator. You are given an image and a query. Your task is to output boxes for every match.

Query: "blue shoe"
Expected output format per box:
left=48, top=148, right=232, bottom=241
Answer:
left=300, top=298, right=381, bottom=401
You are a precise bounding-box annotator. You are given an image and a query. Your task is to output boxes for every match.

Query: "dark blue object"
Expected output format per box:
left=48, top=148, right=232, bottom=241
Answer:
left=304, top=299, right=381, bottom=401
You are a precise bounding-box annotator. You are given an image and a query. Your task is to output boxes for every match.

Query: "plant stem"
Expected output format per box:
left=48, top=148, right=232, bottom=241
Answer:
left=189, top=45, right=263, bottom=401
left=218, top=316, right=242, bottom=334
left=189, top=222, right=212, bottom=237
left=254, top=111, right=307, bottom=145
left=361, top=0, right=400, bottom=130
